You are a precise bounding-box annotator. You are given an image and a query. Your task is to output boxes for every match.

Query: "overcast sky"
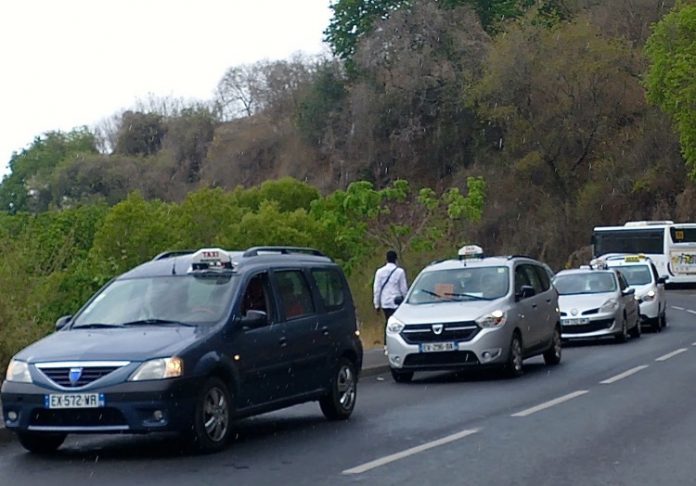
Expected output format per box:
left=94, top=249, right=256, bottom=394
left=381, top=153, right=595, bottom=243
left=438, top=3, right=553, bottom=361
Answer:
left=0, top=0, right=332, bottom=177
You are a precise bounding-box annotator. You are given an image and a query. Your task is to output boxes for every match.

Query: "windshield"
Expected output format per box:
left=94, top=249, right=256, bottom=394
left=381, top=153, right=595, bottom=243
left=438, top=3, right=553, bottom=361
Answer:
left=73, top=276, right=238, bottom=327
left=553, top=273, right=617, bottom=295
left=408, top=267, right=509, bottom=304
left=612, top=265, right=652, bottom=286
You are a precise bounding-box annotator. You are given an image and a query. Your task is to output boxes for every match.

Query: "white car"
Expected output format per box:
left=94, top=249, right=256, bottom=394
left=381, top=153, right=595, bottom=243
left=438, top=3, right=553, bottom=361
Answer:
left=604, top=254, right=667, bottom=332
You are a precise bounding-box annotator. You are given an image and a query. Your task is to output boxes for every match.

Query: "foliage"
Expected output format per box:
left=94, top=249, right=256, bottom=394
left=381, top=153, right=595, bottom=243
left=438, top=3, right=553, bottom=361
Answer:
left=0, top=128, right=97, bottom=213
left=645, top=2, right=696, bottom=176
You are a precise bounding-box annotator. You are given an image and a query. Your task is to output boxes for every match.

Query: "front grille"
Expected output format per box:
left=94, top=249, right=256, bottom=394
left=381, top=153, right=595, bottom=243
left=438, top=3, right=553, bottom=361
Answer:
left=562, top=318, right=614, bottom=334
left=403, top=351, right=479, bottom=367
left=39, top=366, right=121, bottom=388
left=582, top=308, right=600, bottom=315
left=30, top=408, right=127, bottom=427
left=401, top=322, right=479, bottom=344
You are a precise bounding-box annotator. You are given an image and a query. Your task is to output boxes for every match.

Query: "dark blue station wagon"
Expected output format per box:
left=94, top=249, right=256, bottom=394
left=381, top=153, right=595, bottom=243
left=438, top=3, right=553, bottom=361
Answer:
left=2, top=247, right=363, bottom=453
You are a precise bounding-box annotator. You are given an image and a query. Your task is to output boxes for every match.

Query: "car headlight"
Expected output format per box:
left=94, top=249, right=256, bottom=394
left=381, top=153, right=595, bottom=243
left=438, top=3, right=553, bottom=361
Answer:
left=476, top=310, right=507, bottom=328
left=387, top=317, right=405, bottom=334
left=129, top=357, right=183, bottom=381
left=5, top=359, right=32, bottom=383
left=599, top=299, right=619, bottom=313
left=639, top=290, right=656, bottom=302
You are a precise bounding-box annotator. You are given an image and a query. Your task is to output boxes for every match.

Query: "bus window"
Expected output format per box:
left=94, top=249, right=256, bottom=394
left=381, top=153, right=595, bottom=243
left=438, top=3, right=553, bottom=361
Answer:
left=670, top=227, right=696, bottom=243
left=592, top=229, right=664, bottom=256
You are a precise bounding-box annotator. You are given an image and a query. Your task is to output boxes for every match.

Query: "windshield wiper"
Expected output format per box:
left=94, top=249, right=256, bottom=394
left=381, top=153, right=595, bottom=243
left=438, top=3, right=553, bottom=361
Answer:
left=72, top=323, right=124, bottom=329
left=444, top=292, right=491, bottom=301
left=122, top=319, right=196, bottom=327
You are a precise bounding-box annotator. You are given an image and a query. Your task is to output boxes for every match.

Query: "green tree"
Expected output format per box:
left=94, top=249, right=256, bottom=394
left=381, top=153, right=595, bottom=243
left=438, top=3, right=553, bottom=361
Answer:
left=645, top=2, right=696, bottom=176
left=0, top=128, right=97, bottom=213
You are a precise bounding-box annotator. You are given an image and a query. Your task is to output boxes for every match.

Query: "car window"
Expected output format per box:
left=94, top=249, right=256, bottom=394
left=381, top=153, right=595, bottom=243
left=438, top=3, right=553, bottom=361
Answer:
left=615, top=272, right=628, bottom=290
left=522, top=264, right=544, bottom=294
left=241, top=272, right=274, bottom=324
left=276, top=270, right=315, bottom=319
left=311, top=269, right=345, bottom=310
left=534, top=265, right=552, bottom=291
left=408, top=266, right=509, bottom=303
left=615, top=265, right=652, bottom=286
left=553, top=272, right=618, bottom=295
left=514, top=266, right=531, bottom=294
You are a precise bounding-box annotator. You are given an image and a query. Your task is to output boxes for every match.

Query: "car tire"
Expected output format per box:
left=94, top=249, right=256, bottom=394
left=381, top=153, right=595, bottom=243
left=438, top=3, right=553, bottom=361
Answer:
left=543, top=327, right=562, bottom=366
left=615, top=317, right=628, bottom=343
left=188, top=377, right=233, bottom=453
left=320, top=358, right=357, bottom=420
left=630, top=317, right=641, bottom=338
left=505, top=332, right=524, bottom=378
left=16, top=432, right=66, bottom=454
left=653, top=316, right=662, bottom=333
left=390, top=368, right=414, bottom=383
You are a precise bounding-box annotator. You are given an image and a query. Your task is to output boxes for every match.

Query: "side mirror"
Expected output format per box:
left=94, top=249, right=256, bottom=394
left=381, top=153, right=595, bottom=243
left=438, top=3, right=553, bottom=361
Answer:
left=394, top=295, right=404, bottom=306
left=516, top=285, right=535, bottom=300
left=657, top=276, right=668, bottom=285
left=55, top=315, right=72, bottom=331
left=622, top=287, right=635, bottom=296
left=241, top=310, right=268, bottom=330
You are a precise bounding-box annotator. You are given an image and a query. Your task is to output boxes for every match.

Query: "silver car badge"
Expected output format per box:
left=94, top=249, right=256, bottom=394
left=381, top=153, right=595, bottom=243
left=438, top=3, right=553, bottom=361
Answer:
left=571, top=308, right=579, bottom=316
left=432, top=324, right=444, bottom=335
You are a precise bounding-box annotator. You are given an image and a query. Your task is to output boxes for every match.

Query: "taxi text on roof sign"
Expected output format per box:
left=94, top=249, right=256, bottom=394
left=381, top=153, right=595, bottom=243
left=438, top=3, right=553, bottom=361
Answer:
left=189, top=248, right=234, bottom=272
left=458, top=245, right=484, bottom=260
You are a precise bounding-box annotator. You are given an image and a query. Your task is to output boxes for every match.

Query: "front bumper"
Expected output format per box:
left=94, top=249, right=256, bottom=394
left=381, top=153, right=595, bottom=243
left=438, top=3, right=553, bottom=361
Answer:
left=638, top=298, right=659, bottom=321
left=386, top=327, right=510, bottom=371
left=561, top=312, right=619, bottom=339
left=1, top=377, right=199, bottom=434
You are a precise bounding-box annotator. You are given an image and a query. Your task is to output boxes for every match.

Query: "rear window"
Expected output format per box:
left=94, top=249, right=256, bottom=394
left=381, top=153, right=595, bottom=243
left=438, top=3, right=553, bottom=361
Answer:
left=312, top=269, right=346, bottom=310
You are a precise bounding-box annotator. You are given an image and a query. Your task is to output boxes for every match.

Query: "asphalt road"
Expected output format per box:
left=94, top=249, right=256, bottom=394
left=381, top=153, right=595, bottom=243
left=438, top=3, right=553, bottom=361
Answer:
left=3, top=290, right=696, bottom=485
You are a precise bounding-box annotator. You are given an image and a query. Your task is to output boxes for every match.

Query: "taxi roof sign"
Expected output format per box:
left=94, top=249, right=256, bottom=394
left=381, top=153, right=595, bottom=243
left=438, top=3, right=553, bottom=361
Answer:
left=458, top=245, right=484, bottom=260
left=189, top=248, right=234, bottom=273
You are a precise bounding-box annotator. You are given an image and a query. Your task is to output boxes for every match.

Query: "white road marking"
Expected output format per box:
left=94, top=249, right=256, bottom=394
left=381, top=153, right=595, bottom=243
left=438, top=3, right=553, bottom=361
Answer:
left=655, top=348, right=688, bottom=362
left=511, top=390, right=589, bottom=417
left=687, top=310, right=696, bottom=315
left=672, top=306, right=685, bottom=311
left=600, top=365, right=649, bottom=384
left=692, top=342, right=696, bottom=347
left=342, top=428, right=480, bottom=475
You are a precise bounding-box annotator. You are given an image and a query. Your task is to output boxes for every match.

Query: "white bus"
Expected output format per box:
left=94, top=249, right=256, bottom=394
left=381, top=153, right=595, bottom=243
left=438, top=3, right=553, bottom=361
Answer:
left=592, top=221, right=696, bottom=284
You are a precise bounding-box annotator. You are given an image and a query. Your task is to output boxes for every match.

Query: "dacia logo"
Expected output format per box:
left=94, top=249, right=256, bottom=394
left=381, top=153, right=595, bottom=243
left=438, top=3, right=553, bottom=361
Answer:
left=432, top=324, right=444, bottom=335
left=69, top=367, right=83, bottom=385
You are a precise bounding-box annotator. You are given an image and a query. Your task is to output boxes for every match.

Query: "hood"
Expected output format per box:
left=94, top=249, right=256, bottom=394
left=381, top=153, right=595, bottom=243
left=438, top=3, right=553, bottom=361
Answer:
left=15, top=325, right=211, bottom=363
left=630, top=284, right=654, bottom=297
left=558, top=293, right=614, bottom=313
left=394, top=299, right=503, bottom=324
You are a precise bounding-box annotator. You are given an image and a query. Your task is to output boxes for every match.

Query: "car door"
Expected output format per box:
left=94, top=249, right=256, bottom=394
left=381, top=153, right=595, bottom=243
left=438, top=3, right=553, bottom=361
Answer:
left=519, top=264, right=548, bottom=349
left=616, top=272, right=637, bottom=325
left=272, top=269, right=328, bottom=397
left=532, top=264, right=558, bottom=343
left=232, top=271, right=293, bottom=408
left=513, top=265, right=535, bottom=352
left=650, top=263, right=666, bottom=316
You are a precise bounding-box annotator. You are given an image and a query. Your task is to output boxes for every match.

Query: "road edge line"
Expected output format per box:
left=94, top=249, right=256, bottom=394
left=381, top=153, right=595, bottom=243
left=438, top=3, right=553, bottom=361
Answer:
left=511, top=390, right=589, bottom=417
left=600, top=365, right=649, bottom=384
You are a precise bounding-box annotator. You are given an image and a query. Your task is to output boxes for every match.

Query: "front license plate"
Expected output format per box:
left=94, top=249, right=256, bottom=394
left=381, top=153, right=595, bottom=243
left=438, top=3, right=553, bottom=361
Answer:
left=45, top=393, right=105, bottom=409
left=421, top=342, right=456, bottom=353
left=561, top=318, right=590, bottom=326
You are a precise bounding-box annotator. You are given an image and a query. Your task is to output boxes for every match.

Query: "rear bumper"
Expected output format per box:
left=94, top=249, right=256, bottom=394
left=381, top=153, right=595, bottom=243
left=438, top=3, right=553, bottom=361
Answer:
left=1, top=378, right=199, bottom=434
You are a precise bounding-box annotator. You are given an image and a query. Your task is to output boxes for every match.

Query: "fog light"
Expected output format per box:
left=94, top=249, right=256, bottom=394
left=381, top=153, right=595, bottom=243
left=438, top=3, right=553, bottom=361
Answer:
left=480, top=348, right=502, bottom=363
left=482, top=352, right=491, bottom=359
left=153, top=410, right=164, bottom=421
left=7, top=411, right=18, bottom=421
left=389, top=355, right=401, bottom=365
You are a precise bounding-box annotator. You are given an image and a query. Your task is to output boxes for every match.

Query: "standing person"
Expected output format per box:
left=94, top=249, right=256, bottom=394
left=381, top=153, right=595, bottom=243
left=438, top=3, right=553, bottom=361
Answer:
left=373, top=250, right=408, bottom=350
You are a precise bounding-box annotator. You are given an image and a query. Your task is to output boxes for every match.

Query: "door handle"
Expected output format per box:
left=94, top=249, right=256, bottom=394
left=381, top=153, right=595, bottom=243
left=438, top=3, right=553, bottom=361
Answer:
left=531, top=304, right=537, bottom=309
left=546, top=299, right=551, bottom=303
left=320, top=326, right=329, bottom=336
left=279, top=337, right=288, bottom=348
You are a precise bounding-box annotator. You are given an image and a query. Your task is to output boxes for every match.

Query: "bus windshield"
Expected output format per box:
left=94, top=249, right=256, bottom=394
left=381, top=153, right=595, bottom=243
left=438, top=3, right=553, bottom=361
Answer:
left=592, top=228, right=664, bottom=256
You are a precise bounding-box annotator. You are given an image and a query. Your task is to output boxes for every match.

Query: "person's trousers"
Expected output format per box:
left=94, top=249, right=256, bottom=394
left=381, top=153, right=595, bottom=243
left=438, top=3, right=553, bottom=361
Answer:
left=383, top=307, right=396, bottom=345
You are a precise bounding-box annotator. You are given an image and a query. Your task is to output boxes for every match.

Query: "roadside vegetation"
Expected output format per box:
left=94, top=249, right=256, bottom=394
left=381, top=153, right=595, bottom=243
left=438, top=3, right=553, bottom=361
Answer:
left=2, top=0, right=696, bottom=368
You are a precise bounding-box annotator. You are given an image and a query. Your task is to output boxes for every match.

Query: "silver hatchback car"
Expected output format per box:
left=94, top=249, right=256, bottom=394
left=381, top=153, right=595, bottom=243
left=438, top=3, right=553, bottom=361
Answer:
left=553, top=268, right=640, bottom=342
left=386, top=246, right=562, bottom=382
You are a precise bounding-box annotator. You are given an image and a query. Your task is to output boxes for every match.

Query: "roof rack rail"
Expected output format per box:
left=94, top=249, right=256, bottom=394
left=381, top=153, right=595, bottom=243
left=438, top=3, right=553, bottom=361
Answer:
left=242, top=246, right=329, bottom=258
left=507, top=254, right=535, bottom=260
left=153, top=250, right=195, bottom=261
